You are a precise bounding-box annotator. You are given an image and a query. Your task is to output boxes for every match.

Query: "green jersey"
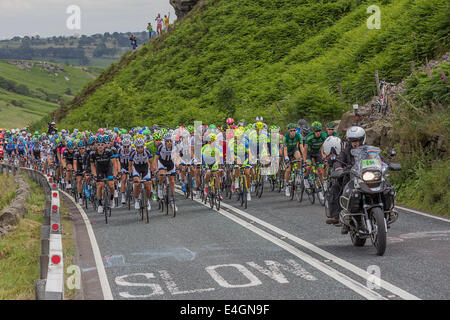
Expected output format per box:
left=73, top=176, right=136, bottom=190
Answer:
left=283, top=133, right=303, bottom=153
left=305, top=132, right=327, bottom=154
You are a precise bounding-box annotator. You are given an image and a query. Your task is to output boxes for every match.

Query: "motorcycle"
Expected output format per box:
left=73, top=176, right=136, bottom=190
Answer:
left=331, top=146, right=401, bottom=256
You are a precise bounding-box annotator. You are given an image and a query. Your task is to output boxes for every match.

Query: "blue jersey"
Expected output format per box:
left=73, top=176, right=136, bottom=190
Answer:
left=17, top=143, right=27, bottom=153
left=6, top=143, right=16, bottom=152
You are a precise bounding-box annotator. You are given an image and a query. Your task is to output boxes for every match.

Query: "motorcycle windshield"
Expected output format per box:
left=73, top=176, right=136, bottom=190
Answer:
left=351, top=145, right=387, bottom=174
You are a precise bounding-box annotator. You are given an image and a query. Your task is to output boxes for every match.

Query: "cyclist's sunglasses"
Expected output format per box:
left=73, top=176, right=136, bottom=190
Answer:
left=289, top=129, right=296, bottom=132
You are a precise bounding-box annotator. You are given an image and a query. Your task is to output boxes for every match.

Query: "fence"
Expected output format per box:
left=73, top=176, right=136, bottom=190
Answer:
left=0, top=163, right=64, bottom=300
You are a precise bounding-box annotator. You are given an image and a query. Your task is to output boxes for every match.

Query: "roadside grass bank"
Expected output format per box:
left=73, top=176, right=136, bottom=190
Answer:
left=0, top=175, right=76, bottom=299
left=0, top=174, right=16, bottom=211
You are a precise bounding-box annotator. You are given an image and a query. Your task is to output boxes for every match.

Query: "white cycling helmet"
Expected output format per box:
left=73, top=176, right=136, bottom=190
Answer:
left=346, top=126, right=366, bottom=145
left=122, top=138, right=132, bottom=147
left=323, top=136, right=342, bottom=156
left=134, top=138, right=145, bottom=148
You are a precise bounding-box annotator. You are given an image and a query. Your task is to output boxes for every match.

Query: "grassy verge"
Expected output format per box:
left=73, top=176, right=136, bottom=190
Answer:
left=0, top=174, right=16, bottom=211
left=0, top=176, right=44, bottom=299
left=0, top=175, right=76, bottom=299
left=391, top=62, right=449, bottom=217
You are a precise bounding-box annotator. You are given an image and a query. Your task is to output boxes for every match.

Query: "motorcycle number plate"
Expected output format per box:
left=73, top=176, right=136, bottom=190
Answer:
left=361, top=159, right=379, bottom=167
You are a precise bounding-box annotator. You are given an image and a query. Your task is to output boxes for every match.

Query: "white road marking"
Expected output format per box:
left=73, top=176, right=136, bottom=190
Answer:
left=217, top=199, right=421, bottom=300
left=396, top=206, right=450, bottom=223
left=176, top=190, right=386, bottom=300
left=205, top=264, right=263, bottom=288
left=115, top=273, right=164, bottom=298
left=60, top=189, right=114, bottom=300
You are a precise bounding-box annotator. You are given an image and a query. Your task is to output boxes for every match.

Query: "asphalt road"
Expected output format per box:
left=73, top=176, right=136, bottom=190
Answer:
left=63, top=181, right=450, bottom=300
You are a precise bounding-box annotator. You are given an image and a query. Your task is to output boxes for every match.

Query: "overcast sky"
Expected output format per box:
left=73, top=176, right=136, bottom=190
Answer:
left=0, top=0, right=176, bottom=39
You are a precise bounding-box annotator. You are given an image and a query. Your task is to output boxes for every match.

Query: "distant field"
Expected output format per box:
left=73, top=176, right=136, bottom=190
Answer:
left=0, top=59, right=98, bottom=128
left=0, top=89, right=58, bottom=128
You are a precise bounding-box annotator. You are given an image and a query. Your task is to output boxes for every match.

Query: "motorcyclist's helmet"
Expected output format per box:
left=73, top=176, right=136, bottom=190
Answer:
left=323, top=136, right=342, bottom=156
left=346, top=126, right=366, bottom=145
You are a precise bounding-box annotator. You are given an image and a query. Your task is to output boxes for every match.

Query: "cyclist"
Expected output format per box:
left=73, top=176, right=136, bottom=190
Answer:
left=304, top=121, right=328, bottom=186
left=5, top=138, right=16, bottom=163
left=155, top=133, right=177, bottom=209
left=129, top=137, right=154, bottom=210
left=117, top=137, right=134, bottom=204
left=74, top=140, right=88, bottom=204
left=201, top=133, right=222, bottom=198
left=62, top=140, right=76, bottom=191
left=283, top=123, right=303, bottom=197
left=228, top=128, right=252, bottom=201
left=16, top=137, right=28, bottom=166
left=31, top=139, right=42, bottom=170
left=90, top=135, right=117, bottom=214
left=325, top=122, right=339, bottom=137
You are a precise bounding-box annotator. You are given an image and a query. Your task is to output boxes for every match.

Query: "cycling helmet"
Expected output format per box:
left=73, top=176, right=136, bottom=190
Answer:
left=238, top=119, right=247, bottom=127
left=163, top=133, right=172, bottom=141
left=287, top=123, right=297, bottom=130
left=103, top=135, right=111, bottom=143
left=297, top=119, right=308, bottom=128
left=67, top=141, right=74, bottom=149
left=134, top=138, right=145, bottom=148
left=311, top=121, right=322, bottom=132
left=88, top=137, right=95, bottom=145
left=208, top=133, right=217, bottom=142
left=346, top=126, right=366, bottom=145
left=161, top=128, right=168, bottom=135
left=326, top=122, right=337, bottom=129
left=97, top=135, right=104, bottom=144
left=153, top=132, right=163, bottom=140
left=122, top=138, right=132, bottom=147
left=301, top=125, right=310, bottom=135
left=226, top=118, right=234, bottom=125
left=256, top=116, right=263, bottom=122
left=323, top=136, right=342, bottom=156
left=256, top=122, right=264, bottom=130
left=78, top=140, right=85, bottom=148
left=187, top=125, right=194, bottom=133
left=209, top=124, right=217, bottom=130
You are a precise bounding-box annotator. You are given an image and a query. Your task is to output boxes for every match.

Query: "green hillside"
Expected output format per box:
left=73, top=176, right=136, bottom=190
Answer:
left=55, top=0, right=449, bottom=130
left=0, top=60, right=100, bottom=128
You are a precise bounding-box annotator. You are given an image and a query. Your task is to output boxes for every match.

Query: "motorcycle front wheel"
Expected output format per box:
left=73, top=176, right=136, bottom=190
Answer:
left=371, top=207, right=387, bottom=256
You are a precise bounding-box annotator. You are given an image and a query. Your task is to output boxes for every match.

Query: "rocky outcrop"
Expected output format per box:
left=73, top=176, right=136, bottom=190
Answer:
left=170, top=0, right=199, bottom=19
left=0, top=174, right=30, bottom=237
left=337, top=52, right=449, bottom=150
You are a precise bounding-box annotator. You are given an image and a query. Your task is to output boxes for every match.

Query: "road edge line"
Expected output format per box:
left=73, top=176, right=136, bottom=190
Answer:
left=396, top=206, right=450, bottom=223
left=59, top=189, right=114, bottom=300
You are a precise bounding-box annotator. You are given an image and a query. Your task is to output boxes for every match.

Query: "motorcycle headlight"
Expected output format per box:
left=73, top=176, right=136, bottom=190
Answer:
left=362, top=170, right=381, bottom=182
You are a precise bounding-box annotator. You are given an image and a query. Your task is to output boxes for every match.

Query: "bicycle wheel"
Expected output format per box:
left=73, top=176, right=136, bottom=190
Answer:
left=103, top=187, right=109, bottom=224
left=144, top=188, right=149, bottom=223
left=171, top=197, right=176, bottom=218
left=215, top=190, right=221, bottom=211
left=295, top=174, right=305, bottom=203
left=315, top=174, right=325, bottom=206
left=307, top=178, right=315, bottom=205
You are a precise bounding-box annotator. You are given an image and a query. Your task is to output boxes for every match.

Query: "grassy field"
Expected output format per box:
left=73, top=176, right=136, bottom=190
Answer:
left=0, top=88, right=58, bottom=128
left=0, top=175, right=76, bottom=300
left=0, top=59, right=100, bottom=128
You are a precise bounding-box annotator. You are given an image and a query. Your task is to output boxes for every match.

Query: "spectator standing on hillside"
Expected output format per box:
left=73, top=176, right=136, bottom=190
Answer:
left=164, top=12, right=170, bottom=32
left=147, top=23, right=154, bottom=39
left=155, top=13, right=163, bottom=35
left=130, top=34, right=137, bottom=50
